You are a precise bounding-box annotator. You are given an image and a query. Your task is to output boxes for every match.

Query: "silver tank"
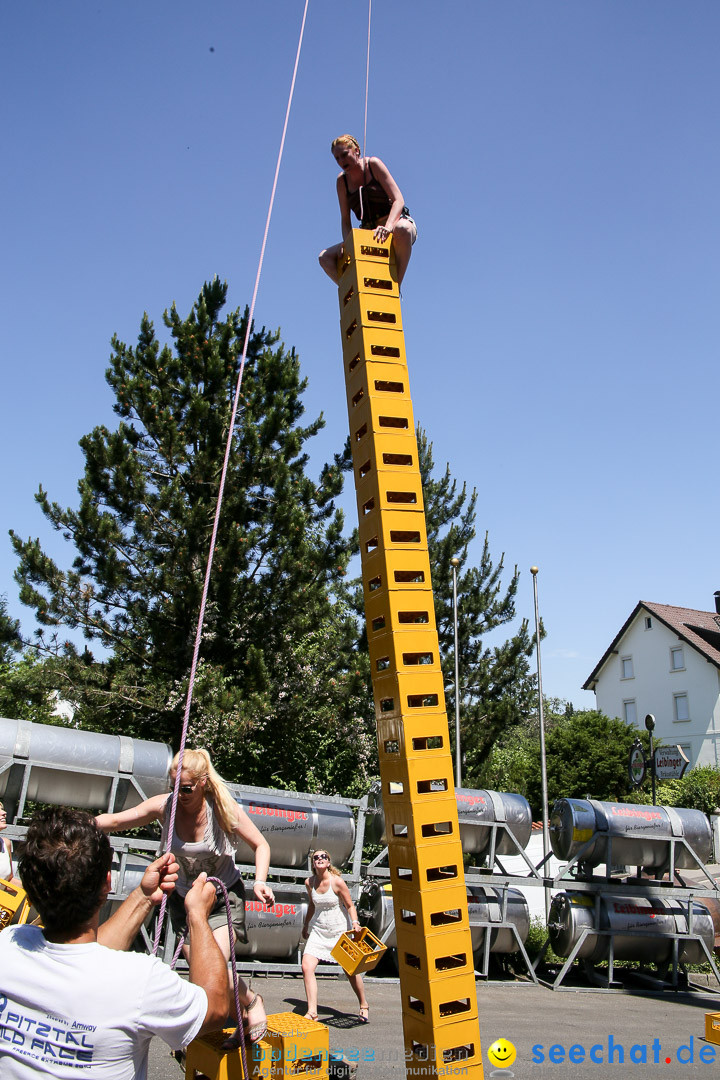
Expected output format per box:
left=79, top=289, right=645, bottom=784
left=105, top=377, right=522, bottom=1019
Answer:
left=101, top=858, right=308, bottom=959
left=550, top=798, right=712, bottom=871
left=228, top=786, right=355, bottom=869
left=237, top=888, right=309, bottom=959
left=0, top=717, right=171, bottom=812
left=366, top=783, right=532, bottom=857
left=100, top=852, right=154, bottom=920
left=549, top=891, right=715, bottom=965
left=359, top=881, right=529, bottom=963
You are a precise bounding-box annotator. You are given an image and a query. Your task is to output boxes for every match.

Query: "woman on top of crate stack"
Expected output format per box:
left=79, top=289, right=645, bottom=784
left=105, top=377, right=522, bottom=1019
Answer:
left=302, top=849, right=370, bottom=1023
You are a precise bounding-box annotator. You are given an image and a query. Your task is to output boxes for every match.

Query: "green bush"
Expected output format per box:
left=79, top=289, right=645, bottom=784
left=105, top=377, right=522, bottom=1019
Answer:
left=626, top=766, right=720, bottom=817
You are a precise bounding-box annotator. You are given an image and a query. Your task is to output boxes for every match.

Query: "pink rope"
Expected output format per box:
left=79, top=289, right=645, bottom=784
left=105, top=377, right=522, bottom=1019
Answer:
left=152, top=0, right=310, bottom=956
left=169, top=879, right=249, bottom=1080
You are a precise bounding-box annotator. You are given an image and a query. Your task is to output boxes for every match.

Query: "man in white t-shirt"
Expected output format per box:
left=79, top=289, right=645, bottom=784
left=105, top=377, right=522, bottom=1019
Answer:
left=0, top=806, right=229, bottom=1078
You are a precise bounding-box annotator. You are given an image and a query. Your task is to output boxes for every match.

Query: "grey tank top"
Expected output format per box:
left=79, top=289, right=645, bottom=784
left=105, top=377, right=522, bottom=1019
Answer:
left=160, top=797, right=240, bottom=896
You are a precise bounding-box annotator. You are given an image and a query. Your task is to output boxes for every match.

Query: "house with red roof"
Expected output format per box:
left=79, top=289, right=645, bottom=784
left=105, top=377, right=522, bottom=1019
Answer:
left=583, top=594, right=720, bottom=769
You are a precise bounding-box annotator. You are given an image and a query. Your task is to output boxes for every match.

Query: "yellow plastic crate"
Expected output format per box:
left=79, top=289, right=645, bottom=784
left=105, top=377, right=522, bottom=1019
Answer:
left=0, top=878, right=31, bottom=931
left=706, top=1012, right=720, bottom=1045
left=185, top=1016, right=329, bottom=1080
left=331, top=928, right=387, bottom=976
left=264, top=1013, right=329, bottom=1079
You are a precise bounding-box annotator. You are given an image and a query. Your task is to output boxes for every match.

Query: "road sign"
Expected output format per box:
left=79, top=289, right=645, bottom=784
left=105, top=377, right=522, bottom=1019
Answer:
left=654, top=745, right=689, bottom=781
left=629, top=740, right=646, bottom=787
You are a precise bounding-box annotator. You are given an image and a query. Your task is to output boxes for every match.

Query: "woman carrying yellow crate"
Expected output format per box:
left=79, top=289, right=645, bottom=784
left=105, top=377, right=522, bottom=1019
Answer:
left=301, top=849, right=369, bottom=1023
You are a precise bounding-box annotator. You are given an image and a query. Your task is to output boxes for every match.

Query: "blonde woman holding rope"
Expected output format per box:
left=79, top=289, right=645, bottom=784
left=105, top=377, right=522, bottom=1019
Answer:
left=319, top=133, right=417, bottom=287
left=96, top=748, right=273, bottom=1043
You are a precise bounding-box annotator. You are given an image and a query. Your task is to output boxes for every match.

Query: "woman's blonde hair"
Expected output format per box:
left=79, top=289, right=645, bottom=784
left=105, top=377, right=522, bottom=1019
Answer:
left=331, top=134, right=360, bottom=155
left=171, top=748, right=238, bottom=835
left=310, top=849, right=342, bottom=877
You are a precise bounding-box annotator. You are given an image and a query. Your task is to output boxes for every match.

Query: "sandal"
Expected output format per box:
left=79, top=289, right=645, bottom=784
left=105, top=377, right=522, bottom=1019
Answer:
left=244, top=993, right=268, bottom=1043
left=358, top=1005, right=369, bottom=1024
left=305, top=1011, right=319, bottom=1021
left=220, top=1027, right=244, bottom=1052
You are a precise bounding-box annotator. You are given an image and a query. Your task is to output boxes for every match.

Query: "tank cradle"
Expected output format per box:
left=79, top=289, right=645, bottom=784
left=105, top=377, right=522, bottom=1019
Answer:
left=537, top=889, right=720, bottom=993
left=357, top=877, right=539, bottom=984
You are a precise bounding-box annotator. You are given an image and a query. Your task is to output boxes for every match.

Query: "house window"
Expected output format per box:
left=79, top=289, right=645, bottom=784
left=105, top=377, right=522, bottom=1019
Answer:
left=621, top=656, right=634, bottom=680
left=673, top=693, right=689, bottom=722
left=644, top=617, right=652, bottom=630
left=670, top=646, right=685, bottom=671
left=624, top=700, right=637, bottom=726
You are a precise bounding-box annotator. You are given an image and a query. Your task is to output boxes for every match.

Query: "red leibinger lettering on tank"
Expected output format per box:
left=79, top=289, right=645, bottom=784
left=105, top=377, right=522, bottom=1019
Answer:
left=456, top=794, right=486, bottom=807
left=245, top=901, right=297, bottom=918
left=247, top=803, right=308, bottom=824
left=610, top=806, right=663, bottom=822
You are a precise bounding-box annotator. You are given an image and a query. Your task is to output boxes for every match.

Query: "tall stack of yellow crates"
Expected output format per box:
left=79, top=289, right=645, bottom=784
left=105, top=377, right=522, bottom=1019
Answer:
left=337, top=229, right=484, bottom=1080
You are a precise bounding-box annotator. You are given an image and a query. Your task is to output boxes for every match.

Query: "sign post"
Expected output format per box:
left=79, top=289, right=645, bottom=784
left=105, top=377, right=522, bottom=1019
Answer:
left=654, top=745, right=689, bottom=781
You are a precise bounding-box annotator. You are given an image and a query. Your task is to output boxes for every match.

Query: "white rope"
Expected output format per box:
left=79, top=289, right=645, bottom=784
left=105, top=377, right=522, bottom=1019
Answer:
left=152, top=0, right=311, bottom=955
left=359, top=0, right=372, bottom=225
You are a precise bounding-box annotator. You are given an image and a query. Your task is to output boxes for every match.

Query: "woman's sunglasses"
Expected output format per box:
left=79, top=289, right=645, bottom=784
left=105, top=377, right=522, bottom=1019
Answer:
left=312, top=853, right=329, bottom=862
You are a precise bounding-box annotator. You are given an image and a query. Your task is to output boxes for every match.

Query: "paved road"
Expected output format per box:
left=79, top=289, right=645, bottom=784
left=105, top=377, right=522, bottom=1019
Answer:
left=148, top=974, right=720, bottom=1079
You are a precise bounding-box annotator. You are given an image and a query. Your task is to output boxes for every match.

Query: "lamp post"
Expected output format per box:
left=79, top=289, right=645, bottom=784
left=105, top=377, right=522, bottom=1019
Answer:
left=530, top=566, right=551, bottom=922
left=451, top=557, right=461, bottom=787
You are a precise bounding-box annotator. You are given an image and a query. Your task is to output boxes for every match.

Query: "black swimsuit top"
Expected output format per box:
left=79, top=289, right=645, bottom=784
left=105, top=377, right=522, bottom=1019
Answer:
left=344, top=159, right=409, bottom=229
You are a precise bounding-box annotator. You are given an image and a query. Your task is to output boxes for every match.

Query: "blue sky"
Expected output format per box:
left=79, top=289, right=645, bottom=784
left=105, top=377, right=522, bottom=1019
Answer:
left=2, top=1, right=718, bottom=709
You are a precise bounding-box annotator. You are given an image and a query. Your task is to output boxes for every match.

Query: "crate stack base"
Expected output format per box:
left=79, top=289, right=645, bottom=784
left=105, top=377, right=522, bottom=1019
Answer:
left=337, top=229, right=484, bottom=1080
left=185, top=1016, right=329, bottom=1080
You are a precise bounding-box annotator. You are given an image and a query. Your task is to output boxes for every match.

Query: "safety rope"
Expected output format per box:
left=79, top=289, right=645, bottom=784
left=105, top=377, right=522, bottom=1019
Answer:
left=152, top=0, right=310, bottom=956
left=358, top=0, right=372, bottom=226
left=170, top=878, right=249, bottom=1080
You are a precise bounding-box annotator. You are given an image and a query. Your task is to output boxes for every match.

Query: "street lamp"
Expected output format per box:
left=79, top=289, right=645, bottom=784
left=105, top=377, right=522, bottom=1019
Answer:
left=530, top=566, right=551, bottom=922
left=451, top=557, right=461, bottom=787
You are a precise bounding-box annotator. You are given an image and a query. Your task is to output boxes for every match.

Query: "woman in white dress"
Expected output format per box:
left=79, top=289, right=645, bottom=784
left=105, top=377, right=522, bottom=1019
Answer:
left=301, top=849, right=369, bottom=1022
left=0, top=800, right=20, bottom=885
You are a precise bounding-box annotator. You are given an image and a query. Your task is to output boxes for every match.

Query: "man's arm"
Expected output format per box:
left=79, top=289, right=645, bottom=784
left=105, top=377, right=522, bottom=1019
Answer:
left=184, top=873, right=230, bottom=1034
left=97, top=851, right=178, bottom=951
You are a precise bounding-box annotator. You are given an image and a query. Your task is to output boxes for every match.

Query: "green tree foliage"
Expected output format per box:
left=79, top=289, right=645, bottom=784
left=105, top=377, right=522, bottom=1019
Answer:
left=632, top=766, right=720, bottom=817
left=415, top=433, right=537, bottom=784
left=10, top=280, right=365, bottom=788
left=0, top=596, right=58, bottom=724
left=524, top=709, right=645, bottom=813
left=0, top=595, right=22, bottom=663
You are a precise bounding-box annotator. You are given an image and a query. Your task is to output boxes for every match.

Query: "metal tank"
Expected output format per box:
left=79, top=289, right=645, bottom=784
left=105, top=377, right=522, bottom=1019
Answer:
left=101, top=852, right=154, bottom=919
left=101, top=858, right=308, bottom=959
left=237, top=888, right=309, bottom=960
left=359, top=880, right=530, bottom=964
left=228, top=786, right=356, bottom=869
left=550, top=798, right=712, bottom=872
left=0, top=717, right=171, bottom=814
left=548, top=891, right=715, bottom=966
left=466, top=884, right=531, bottom=955
left=366, top=782, right=532, bottom=858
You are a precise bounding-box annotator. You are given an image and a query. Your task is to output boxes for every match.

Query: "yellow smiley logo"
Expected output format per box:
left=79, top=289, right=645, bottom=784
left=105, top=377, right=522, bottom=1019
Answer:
left=487, top=1038, right=517, bottom=1069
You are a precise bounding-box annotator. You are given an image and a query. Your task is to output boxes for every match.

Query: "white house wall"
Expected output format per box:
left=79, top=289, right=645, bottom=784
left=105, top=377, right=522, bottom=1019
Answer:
left=593, top=609, right=720, bottom=769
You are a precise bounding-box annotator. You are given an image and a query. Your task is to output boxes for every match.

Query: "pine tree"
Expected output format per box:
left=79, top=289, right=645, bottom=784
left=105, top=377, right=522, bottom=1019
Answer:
left=417, top=431, right=537, bottom=784
left=10, top=280, right=358, bottom=784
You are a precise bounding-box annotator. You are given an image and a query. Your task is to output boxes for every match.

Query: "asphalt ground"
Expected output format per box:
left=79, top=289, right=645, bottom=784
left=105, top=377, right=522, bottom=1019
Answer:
left=148, top=973, right=720, bottom=1080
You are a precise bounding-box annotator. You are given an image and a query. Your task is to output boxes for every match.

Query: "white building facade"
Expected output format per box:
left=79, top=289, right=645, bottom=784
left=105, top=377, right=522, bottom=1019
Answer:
left=584, top=599, right=720, bottom=769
